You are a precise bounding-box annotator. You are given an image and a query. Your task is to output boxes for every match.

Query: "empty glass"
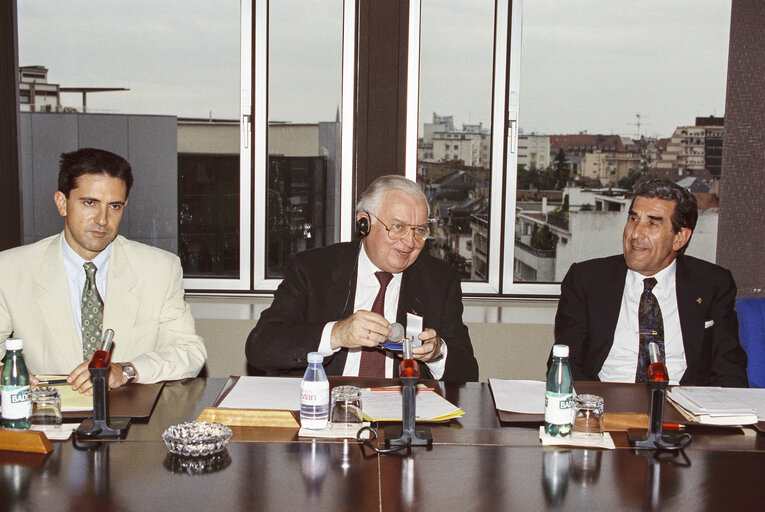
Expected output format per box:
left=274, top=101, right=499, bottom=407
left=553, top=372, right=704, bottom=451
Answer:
left=330, top=386, right=363, bottom=426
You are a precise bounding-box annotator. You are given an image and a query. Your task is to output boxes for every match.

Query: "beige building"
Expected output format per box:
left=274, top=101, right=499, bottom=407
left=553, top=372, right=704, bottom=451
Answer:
left=517, top=134, right=551, bottom=169
left=19, top=65, right=62, bottom=113
left=654, top=126, right=708, bottom=177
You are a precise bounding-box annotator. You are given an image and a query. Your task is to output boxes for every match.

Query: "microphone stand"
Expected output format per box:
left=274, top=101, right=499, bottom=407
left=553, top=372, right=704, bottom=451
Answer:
left=628, top=343, right=691, bottom=451
left=385, top=337, right=433, bottom=449
left=75, top=330, right=131, bottom=438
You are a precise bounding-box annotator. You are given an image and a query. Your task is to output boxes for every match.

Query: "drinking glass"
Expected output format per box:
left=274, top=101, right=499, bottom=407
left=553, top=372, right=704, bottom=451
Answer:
left=572, top=394, right=604, bottom=439
left=330, top=386, right=363, bottom=425
left=29, top=386, right=62, bottom=425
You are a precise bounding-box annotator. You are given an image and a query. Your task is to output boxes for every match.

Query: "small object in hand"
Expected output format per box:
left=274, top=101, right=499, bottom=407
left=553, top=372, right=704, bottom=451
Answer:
left=162, top=421, right=232, bottom=457
left=29, top=387, right=62, bottom=425
left=572, top=394, right=604, bottom=439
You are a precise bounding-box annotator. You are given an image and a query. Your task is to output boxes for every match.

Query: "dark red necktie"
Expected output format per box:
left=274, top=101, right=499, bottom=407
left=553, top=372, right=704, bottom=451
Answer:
left=358, top=271, right=393, bottom=377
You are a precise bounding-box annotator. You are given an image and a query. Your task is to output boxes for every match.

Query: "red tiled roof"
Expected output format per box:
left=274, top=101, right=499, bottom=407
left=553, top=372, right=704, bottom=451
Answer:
left=549, top=134, right=626, bottom=152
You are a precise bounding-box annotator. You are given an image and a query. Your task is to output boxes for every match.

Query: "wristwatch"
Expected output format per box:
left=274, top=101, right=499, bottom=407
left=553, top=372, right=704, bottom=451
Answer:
left=429, top=339, right=446, bottom=363
left=120, top=363, right=137, bottom=384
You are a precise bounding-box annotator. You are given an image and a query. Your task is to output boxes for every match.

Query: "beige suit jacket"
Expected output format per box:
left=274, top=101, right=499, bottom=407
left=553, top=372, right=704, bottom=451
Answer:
left=0, top=233, right=206, bottom=383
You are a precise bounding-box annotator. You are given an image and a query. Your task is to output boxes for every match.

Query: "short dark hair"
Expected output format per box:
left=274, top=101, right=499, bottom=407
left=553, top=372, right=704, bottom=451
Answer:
left=630, top=179, right=698, bottom=253
left=58, top=148, right=134, bottom=197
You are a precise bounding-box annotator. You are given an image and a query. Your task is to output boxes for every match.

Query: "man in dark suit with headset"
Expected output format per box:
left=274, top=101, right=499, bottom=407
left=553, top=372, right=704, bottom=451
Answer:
left=246, top=175, right=479, bottom=381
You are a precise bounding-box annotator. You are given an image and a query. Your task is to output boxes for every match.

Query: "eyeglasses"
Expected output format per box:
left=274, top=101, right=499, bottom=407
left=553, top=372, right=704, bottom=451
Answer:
left=369, top=213, right=430, bottom=242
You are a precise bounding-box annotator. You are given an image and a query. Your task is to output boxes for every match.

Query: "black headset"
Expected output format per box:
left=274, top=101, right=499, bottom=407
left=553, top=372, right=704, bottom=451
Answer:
left=356, top=214, right=370, bottom=238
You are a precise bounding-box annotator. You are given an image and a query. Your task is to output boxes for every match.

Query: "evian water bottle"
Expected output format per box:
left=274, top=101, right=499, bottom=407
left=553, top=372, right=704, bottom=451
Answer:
left=300, top=352, right=329, bottom=429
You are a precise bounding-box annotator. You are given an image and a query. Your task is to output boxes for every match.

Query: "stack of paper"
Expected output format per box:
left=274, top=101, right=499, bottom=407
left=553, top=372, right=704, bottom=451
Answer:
left=359, top=386, right=464, bottom=422
left=667, top=387, right=760, bottom=425
left=37, top=375, right=92, bottom=412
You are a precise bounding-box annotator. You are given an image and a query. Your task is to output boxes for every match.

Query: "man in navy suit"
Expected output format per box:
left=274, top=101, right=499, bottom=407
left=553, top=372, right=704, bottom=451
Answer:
left=246, top=175, right=478, bottom=381
left=553, top=179, right=747, bottom=386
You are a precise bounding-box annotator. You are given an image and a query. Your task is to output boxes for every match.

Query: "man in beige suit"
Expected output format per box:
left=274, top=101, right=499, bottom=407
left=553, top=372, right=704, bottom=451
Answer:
left=0, top=148, right=206, bottom=393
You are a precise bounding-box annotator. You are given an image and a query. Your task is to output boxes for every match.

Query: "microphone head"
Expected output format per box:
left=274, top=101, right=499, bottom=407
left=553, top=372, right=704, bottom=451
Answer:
left=388, top=322, right=405, bottom=343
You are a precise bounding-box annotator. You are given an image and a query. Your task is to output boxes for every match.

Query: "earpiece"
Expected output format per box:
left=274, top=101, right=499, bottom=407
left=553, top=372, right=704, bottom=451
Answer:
left=356, top=215, right=370, bottom=238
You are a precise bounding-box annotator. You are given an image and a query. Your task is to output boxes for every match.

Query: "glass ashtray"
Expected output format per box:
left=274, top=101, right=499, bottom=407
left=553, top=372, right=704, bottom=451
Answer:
left=162, top=421, right=232, bottom=457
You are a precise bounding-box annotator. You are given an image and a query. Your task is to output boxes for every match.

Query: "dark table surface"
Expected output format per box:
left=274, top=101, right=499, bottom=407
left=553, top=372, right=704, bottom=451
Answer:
left=3, top=377, right=765, bottom=511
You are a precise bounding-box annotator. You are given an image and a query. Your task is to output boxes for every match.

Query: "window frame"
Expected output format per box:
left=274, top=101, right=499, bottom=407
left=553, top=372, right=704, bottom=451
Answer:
left=250, top=0, right=356, bottom=292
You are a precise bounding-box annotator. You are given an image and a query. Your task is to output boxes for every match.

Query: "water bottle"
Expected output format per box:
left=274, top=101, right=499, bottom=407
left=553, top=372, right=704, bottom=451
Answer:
left=300, top=352, right=329, bottom=430
left=545, top=344, right=573, bottom=437
left=1, top=338, right=32, bottom=429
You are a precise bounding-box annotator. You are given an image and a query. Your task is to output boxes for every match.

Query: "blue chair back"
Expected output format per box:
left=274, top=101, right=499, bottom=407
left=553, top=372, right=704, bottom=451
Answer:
left=736, top=297, right=765, bottom=388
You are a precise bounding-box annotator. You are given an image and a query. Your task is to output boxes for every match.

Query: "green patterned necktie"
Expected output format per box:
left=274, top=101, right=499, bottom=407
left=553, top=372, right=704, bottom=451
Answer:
left=81, top=262, right=104, bottom=360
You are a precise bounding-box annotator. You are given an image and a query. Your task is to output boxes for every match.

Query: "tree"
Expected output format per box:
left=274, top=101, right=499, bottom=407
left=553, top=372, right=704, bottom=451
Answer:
left=552, top=148, right=569, bottom=190
left=516, top=164, right=532, bottom=189
left=531, top=224, right=557, bottom=251
left=617, top=169, right=642, bottom=190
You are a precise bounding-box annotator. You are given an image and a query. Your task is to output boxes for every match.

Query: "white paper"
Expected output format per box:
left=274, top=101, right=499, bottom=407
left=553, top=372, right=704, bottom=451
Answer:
left=406, top=312, right=423, bottom=347
left=538, top=427, right=615, bottom=449
left=359, top=387, right=463, bottom=421
left=489, top=378, right=546, bottom=414
left=668, top=387, right=765, bottom=420
left=217, top=376, right=302, bottom=410
left=31, top=423, right=75, bottom=441
left=298, top=422, right=371, bottom=439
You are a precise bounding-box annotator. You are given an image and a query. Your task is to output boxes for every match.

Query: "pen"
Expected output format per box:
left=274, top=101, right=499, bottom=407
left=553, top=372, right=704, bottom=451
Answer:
left=369, top=386, right=435, bottom=392
left=662, top=422, right=686, bottom=431
left=37, top=379, right=68, bottom=385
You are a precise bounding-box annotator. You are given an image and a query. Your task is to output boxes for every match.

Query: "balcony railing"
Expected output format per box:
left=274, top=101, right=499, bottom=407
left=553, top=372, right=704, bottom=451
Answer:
left=547, top=212, right=569, bottom=230
left=515, top=238, right=555, bottom=258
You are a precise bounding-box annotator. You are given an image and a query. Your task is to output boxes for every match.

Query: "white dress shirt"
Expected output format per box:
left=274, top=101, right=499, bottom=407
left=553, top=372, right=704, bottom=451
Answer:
left=317, top=244, right=447, bottom=378
left=599, top=260, right=687, bottom=384
left=61, top=232, right=113, bottom=341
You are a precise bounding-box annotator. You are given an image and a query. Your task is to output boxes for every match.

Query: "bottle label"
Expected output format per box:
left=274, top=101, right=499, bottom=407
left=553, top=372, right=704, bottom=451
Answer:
left=1, top=385, right=32, bottom=420
left=300, top=380, right=329, bottom=406
left=544, top=392, right=573, bottom=425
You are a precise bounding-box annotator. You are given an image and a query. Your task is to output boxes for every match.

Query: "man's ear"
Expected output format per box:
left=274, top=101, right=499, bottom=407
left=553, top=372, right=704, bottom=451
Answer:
left=672, top=227, right=692, bottom=252
left=53, top=191, right=67, bottom=217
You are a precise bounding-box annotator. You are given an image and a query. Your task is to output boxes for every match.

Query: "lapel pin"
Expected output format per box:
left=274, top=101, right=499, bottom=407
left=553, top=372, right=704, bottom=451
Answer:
left=696, top=298, right=702, bottom=304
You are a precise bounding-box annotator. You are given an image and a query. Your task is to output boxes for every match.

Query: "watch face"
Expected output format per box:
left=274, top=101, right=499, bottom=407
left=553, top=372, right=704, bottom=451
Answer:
left=121, top=364, right=136, bottom=382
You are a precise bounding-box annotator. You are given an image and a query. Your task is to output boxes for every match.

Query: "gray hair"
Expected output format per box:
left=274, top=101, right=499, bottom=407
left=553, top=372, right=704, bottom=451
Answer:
left=355, top=175, right=429, bottom=215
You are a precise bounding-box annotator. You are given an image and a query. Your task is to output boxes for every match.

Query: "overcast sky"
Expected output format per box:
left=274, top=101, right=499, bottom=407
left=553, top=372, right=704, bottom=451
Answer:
left=19, top=0, right=731, bottom=139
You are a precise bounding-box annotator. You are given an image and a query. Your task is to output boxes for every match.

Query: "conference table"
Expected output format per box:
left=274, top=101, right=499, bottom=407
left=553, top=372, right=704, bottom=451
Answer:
left=2, top=378, right=765, bottom=511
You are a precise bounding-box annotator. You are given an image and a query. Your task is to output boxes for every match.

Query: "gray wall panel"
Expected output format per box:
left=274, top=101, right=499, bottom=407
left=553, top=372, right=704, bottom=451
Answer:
left=18, top=113, right=177, bottom=257
left=126, top=115, right=178, bottom=246
left=28, top=113, right=78, bottom=240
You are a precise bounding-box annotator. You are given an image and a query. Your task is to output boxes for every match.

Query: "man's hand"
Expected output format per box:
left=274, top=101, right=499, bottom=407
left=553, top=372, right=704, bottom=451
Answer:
left=331, top=310, right=391, bottom=350
left=412, top=328, right=443, bottom=363
left=66, top=361, right=130, bottom=395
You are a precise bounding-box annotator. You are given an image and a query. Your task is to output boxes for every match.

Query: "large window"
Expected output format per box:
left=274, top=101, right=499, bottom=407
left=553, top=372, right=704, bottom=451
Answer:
left=506, top=0, right=731, bottom=293
left=17, top=0, right=250, bottom=290
left=416, top=0, right=497, bottom=289
left=16, top=1, right=734, bottom=296
left=263, top=0, right=344, bottom=280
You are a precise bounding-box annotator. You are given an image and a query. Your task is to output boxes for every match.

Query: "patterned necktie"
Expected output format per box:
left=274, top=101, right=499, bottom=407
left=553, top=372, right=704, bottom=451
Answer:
left=636, top=277, right=665, bottom=383
left=358, top=271, right=393, bottom=377
left=81, top=262, right=104, bottom=361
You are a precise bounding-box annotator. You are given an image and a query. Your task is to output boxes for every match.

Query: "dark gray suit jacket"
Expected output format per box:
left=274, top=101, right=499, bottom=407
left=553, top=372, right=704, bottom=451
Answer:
left=246, top=240, right=479, bottom=382
left=553, top=254, right=748, bottom=387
